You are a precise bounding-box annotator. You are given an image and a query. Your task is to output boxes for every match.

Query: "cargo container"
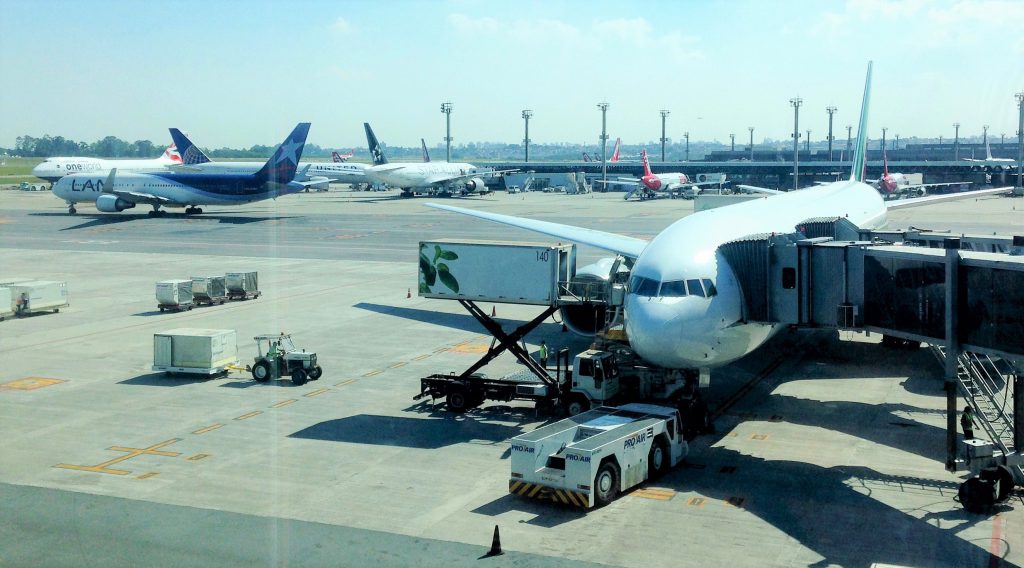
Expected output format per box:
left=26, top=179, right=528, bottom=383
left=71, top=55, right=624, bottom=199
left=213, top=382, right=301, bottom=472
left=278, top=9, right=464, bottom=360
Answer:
left=191, top=276, right=227, bottom=305
left=156, top=280, right=194, bottom=312
left=418, top=240, right=575, bottom=305
left=152, top=328, right=238, bottom=375
left=7, top=280, right=69, bottom=316
left=0, top=287, right=12, bottom=320
left=225, top=271, right=260, bottom=300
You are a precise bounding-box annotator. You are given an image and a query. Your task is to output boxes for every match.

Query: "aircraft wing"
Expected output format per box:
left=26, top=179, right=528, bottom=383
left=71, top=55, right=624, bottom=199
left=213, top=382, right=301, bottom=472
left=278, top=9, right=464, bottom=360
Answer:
left=112, top=188, right=173, bottom=205
left=424, top=169, right=518, bottom=185
left=737, top=184, right=784, bottom=195
left=901, top=181, right=972, bottom=190
left=426, top=203, right=648, bottom=258
left=885, top=187, right=1013, bottom=210
left=594, top=179, right=640, bottom=187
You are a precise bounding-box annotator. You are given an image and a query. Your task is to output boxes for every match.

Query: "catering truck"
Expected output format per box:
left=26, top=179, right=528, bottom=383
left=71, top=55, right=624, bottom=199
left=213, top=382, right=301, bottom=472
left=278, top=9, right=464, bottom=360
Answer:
left=509, top=403, right=688, bottom=508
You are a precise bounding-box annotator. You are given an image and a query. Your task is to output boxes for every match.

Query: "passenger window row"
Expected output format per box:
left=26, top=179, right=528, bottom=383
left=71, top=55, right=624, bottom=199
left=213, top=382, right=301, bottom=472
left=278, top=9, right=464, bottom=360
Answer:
left=628, top=276, right=717, bottom=298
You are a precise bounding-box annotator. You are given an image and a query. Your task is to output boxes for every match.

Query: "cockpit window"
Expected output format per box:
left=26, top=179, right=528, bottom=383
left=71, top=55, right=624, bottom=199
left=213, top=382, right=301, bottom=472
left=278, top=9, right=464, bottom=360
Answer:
left=702, top=278, right=717, bottom=297
left=686, top=279, right=705, bottom=298
left=629, top=276, right=660, bottom=297
left=660, top=280, right=687, bottom=297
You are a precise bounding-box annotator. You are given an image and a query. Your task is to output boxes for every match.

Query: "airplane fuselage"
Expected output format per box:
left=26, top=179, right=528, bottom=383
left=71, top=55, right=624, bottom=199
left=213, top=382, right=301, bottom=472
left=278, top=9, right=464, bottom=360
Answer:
left=624, top=179, right=886, bottom=369
left=174, top=161, right=367, bottom=185
left=32, top=157, right=175, bottom=183
left=643, top=172, right=691, bottom=192
left=52, top=171, right=301, bottom=207
left=366, top=162, right=479, bottom=189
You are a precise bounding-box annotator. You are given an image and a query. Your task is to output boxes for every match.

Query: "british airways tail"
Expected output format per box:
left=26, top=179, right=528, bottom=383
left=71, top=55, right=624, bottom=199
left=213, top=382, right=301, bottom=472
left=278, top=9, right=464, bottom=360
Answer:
left=253, top=122, right=311, bottom=185
left=168, top=129, right=212, bottom=166
left=158, top=144, right=182, bottom=164
left=850, top=61, right=873, bottom=182
left=364, top=123, right=388, bottom=166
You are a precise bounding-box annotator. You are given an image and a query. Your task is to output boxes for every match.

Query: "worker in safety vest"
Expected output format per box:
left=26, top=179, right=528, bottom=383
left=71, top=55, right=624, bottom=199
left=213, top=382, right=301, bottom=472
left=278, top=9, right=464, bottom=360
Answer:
left=539, top=341, right=549, bottom=368
left=960, top=406, right=976, bottom=441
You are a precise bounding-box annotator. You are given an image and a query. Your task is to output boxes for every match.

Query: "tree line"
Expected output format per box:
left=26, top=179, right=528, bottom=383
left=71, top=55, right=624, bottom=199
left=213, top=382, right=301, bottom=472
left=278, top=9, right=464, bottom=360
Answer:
left=11, top=134, right=335, bottom=159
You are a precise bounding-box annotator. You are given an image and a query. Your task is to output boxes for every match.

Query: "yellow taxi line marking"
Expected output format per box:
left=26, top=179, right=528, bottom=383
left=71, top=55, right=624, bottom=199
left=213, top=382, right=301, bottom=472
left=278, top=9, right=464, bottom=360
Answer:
left=186, top=454, right=210, bottom=461
left=0, top=377, right=65, bottom=391
left=192, top=423, right=224, bottom=435
left=363, top=370, right=383, bottom=377
left=412, top=354, right=431, bottom=361
left=633, top=488, right=676, bottom=501
left=271, top=399, right=297, bottom=408
left=304, top=388, right=330, bottom=398
left=234, top=411, right=262, bottom=421
left=387, top=362, right=407, bottom=369
left=135, top=472, right=159, bottom=480
left=55, top=439, right=182, bottom=476
left=335, top=379, right=356, bottom=387
left=687, top=497, right=707, bottom=507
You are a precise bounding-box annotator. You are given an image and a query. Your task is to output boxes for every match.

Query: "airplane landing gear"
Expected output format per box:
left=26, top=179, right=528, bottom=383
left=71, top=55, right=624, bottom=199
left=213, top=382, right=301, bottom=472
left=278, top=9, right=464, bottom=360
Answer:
left=185, top=207, right=204, bottom=215
left=148, top=207, right=167, bottom=217
left=68, top=205, right=77, bottom=215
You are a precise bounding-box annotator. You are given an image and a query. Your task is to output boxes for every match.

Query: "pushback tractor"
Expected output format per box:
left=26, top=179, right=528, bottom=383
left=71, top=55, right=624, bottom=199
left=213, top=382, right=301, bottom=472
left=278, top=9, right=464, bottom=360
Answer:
left=249, top=334, right=322, bottom=386
left=509, top=403, right=688, bottom=508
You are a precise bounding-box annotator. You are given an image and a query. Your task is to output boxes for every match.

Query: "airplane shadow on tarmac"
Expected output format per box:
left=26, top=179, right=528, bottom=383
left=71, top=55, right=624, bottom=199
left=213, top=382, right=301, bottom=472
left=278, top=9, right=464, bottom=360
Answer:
left=354, top=302, right=565, bottom=337
left=290, top=413, right=525, bottom=450
left=31, top=212, right=299, bottom=231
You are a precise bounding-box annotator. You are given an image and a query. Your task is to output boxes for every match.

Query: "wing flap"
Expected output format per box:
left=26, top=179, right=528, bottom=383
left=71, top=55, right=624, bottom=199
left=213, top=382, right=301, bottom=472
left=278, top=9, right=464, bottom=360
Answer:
left=737, top=184, right=784, bottom=195
left=885, top=187, right=1012, bottom=210
left=426, top=203, right=648, bottom=258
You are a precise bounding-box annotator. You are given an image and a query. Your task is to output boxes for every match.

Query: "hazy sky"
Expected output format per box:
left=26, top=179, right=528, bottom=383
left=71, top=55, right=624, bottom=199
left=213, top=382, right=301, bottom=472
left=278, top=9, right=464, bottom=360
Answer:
left=1, top=0, right=1022, bottom=151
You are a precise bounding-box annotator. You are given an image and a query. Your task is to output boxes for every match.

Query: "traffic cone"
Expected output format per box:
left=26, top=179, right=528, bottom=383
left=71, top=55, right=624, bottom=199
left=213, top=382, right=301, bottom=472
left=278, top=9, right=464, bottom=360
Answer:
left=407, top=288, right=411, bottom=299
left=491, top=305, right=497, bottom=317
left=486, top=525, right=503, bottom=557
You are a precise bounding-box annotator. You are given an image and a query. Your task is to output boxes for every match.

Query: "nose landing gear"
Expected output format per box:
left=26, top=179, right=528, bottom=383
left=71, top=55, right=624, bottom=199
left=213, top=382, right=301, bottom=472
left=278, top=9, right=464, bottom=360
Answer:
left=185, top=207, right=204, bottom=215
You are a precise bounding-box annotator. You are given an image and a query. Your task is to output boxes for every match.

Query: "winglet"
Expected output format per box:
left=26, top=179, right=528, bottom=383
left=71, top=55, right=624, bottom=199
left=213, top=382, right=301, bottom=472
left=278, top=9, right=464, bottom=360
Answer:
left=253, top=123, right=311, bottom=185
left=850, top=61, right=873, bottom=182
left=168, top=129, right=212, bottom=166
left=364, top=123, right=388, bottom=165
left=103, top=168, right=117, bottom=194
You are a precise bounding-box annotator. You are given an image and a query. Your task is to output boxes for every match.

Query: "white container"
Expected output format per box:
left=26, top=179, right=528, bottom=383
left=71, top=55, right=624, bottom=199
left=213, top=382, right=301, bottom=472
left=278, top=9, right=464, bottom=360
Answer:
left=152, top=328, right=238, bottom=375
left=225, top=271, right=259, bottom=297
left=418, top=240, right=576, bottom=305
left=0, top=287, right=12, bottom=320
left=156, top=280, right=193, bottom=306
left=191, top=276, right=226, bottom=302
left=6, top=280, right=69, bottom=314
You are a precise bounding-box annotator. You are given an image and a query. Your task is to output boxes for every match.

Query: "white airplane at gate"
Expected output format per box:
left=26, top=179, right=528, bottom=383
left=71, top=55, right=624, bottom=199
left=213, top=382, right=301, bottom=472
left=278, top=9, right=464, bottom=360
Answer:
left=428, top=62, right=1012, bottom=371
left=32, top=145, right=181, bottom=183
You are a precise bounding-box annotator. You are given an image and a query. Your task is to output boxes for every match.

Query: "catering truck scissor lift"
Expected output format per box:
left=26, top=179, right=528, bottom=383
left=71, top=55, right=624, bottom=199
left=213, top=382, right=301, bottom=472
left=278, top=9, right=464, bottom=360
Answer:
left=509, top=403, right=689, bottom=508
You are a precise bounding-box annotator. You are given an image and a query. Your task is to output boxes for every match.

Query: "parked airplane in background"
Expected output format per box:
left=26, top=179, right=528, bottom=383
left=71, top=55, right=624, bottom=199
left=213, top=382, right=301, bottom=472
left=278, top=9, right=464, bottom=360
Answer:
left=32, top=145, right=181, bottom=183
left=869, top=152, right=968, bottom=198
left=428, top=63, right=1012, bottom=372
left=331, top=151, right=354, bottom=162
left=363, top=123, right=512, bottom=197
left=963, top=141, right=1016, bottom=164
left=421, top=138, right=431, bottom=163
left=581, top=138, right=621, bottom=163
left=53, top=123, right=314, bottom=215
left=596, top=149, right=727, bottom=200
left=168, top=129, right=367, bottom=188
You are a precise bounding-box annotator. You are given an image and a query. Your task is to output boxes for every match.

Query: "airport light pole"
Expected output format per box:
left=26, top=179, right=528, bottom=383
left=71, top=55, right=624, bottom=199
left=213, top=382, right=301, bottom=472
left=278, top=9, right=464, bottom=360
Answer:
left=440, top=102, right=453, bottom=162
left=790, top=97, right=802, bottom=191
left=748, top=127, right=754, bottom=161
left=845, top=125, right=852, bottom=161
left=659, top=109, right=670, bottom=162
left=895, top=134, right=900, bottom=151
left=521, top=109, right=533, bottom=163
left=1016, top=92, right=1024, bottom=192
left=597, top=102, right=609, bottom=190
left=982, top=124, right=989, bottom=148
left=826, top=106, right=837, bottom=162
left=881, top=127, right=887, bottom=154
left=730, top=133, right=735, bottom=153
left=684, top=131, right=690, bottom=162
left=953, top=122, right=960, bottom=161
left=805, top=130, right=811, bottom=153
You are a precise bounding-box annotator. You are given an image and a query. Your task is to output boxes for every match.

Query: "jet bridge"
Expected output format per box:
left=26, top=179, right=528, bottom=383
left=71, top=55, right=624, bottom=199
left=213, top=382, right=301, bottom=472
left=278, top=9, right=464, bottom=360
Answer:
left=720, top=225, right=1024, bottom=505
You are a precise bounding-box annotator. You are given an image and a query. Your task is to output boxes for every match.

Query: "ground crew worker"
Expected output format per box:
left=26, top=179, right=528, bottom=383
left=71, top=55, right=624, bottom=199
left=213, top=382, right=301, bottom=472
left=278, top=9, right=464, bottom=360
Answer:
left=539, top=340, right=549, bottom=368
left=268, top=340, right=279, bottom=359
left=960, top=406, right=976, bottom=440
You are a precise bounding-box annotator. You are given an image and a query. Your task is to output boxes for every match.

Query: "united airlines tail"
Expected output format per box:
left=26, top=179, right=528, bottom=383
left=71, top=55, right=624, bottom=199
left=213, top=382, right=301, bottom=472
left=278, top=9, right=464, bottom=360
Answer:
left=168, top=129, right=212, bottom=166
left=850, top=62, right=873, bottom=182
left=364, top=123, right=388, bottom=165
left=253, top=122, right=311, bottom=185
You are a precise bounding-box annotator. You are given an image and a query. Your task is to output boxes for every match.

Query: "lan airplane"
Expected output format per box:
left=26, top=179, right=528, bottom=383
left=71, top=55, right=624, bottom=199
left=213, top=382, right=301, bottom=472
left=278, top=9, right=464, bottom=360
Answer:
left=428, top=63, right=1012, bottom=371
left=363, top=123, right=511, bottom=197
left=32, top=145, right=182, bottom=183
left=52, top=123, right=313, bottom=215
left=168, top=128, right=367, bottom=187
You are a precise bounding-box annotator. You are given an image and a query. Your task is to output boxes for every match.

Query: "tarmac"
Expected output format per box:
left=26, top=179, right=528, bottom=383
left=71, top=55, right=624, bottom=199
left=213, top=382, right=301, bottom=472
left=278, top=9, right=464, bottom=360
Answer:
left=0, top=187, right=1022, bottom=567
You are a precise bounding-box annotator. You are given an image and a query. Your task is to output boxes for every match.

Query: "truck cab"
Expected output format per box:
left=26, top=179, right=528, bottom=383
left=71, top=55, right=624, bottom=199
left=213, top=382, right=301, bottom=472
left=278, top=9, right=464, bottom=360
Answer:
left=565, top=350, right=621, bottom=415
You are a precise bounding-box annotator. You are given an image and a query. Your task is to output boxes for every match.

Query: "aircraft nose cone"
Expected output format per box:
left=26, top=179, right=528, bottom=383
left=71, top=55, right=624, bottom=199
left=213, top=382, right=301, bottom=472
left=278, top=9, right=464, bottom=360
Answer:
left=625, top=295, right=702, bottom=368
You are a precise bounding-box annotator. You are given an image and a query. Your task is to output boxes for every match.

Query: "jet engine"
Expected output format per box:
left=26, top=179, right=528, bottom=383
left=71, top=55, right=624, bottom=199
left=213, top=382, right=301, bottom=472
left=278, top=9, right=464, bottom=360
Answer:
left=95, top=194, right=136, bottom=212
left=559, top=256, right=631, bottom=336
left=463, top=177, right=488, bottom=194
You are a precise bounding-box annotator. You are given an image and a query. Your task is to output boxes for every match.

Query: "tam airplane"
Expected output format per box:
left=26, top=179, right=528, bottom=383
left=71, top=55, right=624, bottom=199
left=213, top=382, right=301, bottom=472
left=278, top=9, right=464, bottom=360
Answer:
left=168, top=128, right=367, bottom=187
left=363, top=123, right=512, bottom=197
left=869, top=152, right=968, bottom=198
left=429, top=62, right=1012, bottom=371
left=52, top=123, right=314, bottom=215
left=32, top=145, right=181, bottom=183
left=596, top=149, right=725, bottom=200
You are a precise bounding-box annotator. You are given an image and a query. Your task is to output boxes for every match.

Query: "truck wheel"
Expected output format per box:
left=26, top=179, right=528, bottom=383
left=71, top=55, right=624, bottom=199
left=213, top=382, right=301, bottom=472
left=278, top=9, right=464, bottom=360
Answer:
left=648, top=439, right=670, bottom=480
left=594, top=462, right=620, bottom=506
left=308, top=366, right=323, bottom=380
left=565, top=394, right=589, bottom=416
left=291, top=369, right=308, bottom=386
left=252, top=361, right=271, bottom=382
left=446, top=388, right=469, bottom=413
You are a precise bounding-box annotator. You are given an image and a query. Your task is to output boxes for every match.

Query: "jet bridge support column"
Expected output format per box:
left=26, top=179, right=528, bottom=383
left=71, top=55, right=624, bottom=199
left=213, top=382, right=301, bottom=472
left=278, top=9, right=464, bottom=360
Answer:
left=1015, top=372, right=1023, bottom=454
left=944, top=237, right=960, bottom=472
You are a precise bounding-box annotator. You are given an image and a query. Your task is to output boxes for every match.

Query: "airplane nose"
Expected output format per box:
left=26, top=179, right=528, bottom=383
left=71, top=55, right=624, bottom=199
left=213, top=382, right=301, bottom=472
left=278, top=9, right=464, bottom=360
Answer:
left=624, top=295, right=709, bottom=368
